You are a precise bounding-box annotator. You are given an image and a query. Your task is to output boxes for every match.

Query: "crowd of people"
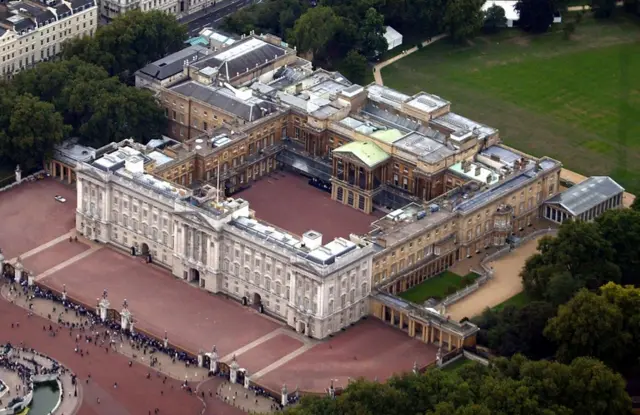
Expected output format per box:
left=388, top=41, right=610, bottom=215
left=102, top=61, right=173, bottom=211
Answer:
left=0, top=343, right=64, bottom=409
left=2, top=276, right=304, bottom=412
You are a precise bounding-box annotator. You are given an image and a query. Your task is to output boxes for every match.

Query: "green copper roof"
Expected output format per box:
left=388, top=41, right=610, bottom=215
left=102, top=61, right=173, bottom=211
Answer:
left=333, top=141, right=390, bottom=168
left=370, top=128, right=405, bottom=144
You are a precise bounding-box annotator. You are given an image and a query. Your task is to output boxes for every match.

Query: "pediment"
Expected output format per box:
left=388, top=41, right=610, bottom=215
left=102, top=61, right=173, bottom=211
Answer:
left=290, top=258, right=320, bottom=276
left=174, top=211, right=214, bottom=231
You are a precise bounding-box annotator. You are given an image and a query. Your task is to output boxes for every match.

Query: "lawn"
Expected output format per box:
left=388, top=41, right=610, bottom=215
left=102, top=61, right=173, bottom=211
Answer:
left=382, top=13, right=640, bottom=194
left=442, top=357, right=475, bottom=372
left=398, top=271, right=479, bottom=303
left=492, top=291, right=533, bottom=311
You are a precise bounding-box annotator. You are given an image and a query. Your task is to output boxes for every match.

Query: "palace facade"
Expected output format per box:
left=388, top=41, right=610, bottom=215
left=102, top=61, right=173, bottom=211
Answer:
left=70, top=33, right=584, bottom=348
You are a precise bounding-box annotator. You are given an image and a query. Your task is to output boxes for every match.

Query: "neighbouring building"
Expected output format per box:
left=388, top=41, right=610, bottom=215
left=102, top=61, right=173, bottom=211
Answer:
left=542, top=176, right=624, bottom=224
left=0, top=0, right=97, bottom=77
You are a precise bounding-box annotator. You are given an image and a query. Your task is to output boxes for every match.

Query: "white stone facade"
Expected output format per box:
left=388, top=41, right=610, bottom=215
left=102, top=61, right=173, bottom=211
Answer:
left=0, top=1, right=98, bottom=77
left=75, top=161, right=375, bottom=339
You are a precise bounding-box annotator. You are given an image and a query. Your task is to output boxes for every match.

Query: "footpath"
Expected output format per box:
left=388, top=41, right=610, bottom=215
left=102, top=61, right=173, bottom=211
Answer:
left=373, top=34, right=448, bottom=85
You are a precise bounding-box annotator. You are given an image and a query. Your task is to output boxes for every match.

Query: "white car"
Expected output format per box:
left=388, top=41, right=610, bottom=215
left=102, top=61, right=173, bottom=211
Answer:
left=54, top=195, right=66, bottom=203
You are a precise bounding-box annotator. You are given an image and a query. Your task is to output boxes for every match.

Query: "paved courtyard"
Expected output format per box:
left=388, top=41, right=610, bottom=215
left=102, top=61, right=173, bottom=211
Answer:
left=0, top=179, right=76, bottom=259
left=236, top=171, right=384, bottom=241
left=258, top=318, right=438, bottom=393
left=39, top=248, right=284, bottom=358
left=447, top=236, right=545, bottom=320
left=1, top=177, right=438, bottom=405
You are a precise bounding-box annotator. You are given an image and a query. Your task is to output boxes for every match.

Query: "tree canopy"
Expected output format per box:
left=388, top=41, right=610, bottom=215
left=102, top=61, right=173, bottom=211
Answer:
left=62, top=10, right=187, bottom=82
left=544, top=283, right=640, bottom=373
left=286, top=354, right=632, bottom=415
left=222, top=0, right=487, bottom=69
left=515, top=0, right=557, bottom=33
left=484, top=4, right=508, bottom=33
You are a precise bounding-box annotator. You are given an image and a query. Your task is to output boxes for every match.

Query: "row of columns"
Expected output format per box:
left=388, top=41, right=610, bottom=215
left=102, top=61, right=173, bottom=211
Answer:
left=49, top=161, right=74, bottom=184
left=377, top=303, right=462, bottom=351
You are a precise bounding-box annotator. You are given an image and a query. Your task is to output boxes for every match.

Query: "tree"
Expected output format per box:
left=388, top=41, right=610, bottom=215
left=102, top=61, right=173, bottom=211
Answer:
left=592, top=0, right=617, bottom=17
left=474, top=301, right=556, bottom=359
left=596, top=209, right=640, bottom=285
left=484, top=4, right=508, bottom=33
left=287, top=354, right=632, bottom=415
left=339, top=50, right=368, bottom=84
left=443, top=0, right=485, bottom=41
left=515, top=0, right=556, bottom=33
left=631, top=196, right=640, bottom=211
left=0, top=94, right=69, bottom=169
left=358, top=8, right=388, bottom=59
left=288, top=7, right=342, bottom=60
left=521, top=220, right=621, bottom=304
left=544, top=289, right=632, bottom=369
left=63, top=10, right=187, bottom=82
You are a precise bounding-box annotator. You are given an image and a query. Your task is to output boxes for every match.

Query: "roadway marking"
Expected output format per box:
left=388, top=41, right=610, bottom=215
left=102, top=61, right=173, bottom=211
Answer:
left=9, top=230, right=76, bottom=263
left=35, top=246, right=102, bottom=281
left=221, top=328, right=284, bottom=363
left=251, top=343, right=316, bottom=380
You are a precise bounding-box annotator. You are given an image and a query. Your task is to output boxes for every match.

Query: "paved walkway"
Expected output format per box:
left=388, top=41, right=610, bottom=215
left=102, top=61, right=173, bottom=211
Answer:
left=373, top=34, right=448, bottom=85
left=216, top=381, right=280, bottom=414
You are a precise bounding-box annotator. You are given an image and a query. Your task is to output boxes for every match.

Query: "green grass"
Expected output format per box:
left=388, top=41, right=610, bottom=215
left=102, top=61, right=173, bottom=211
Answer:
left=442, top=357, right=475, bottom=372
left=398, top=271, right=479, bottom=303
left=492, top=291, right=533, bottom=311
left=382, top=14, right=640, bottom=194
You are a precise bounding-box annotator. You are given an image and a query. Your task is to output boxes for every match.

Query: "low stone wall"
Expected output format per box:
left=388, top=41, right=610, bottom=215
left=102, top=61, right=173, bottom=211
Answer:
left=462, top=350, right=489, bottom=366
left=0, top=389, right=33, bottom=415
left=0, top=170, right=45, bottom=193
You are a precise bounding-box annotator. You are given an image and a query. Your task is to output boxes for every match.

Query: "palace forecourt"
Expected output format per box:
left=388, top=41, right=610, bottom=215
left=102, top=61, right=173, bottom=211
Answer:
left=1, top=31, right=627, bottom=398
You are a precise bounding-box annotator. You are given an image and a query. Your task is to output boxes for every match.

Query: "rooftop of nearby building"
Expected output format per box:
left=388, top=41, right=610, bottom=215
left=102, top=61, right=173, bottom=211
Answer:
left=232, top=215, right=364, bottom=270
left=53, top=138, right=96, bottom=166
left=170, top=81, right=280, bottom=122
left=333, top=141, right=390, bottom=168
left=137, top=45, right=210, bottom=82
left=368, top=203, right=455, bottom=247
left=191, top=36, right=289, bottom=82
left=0, top=0, right=94, bottom=36
left=545, top=176, right=624, bottom=216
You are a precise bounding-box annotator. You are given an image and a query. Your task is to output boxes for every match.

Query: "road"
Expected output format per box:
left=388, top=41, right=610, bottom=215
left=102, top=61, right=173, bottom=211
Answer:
left=180, top=0, right=253, bottom=37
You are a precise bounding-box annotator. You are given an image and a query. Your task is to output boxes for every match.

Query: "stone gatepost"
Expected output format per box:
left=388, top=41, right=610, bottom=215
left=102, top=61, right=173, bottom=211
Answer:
left=15, top=165, right=22, bottom=183
left=61, top=284, right=67, bottom=301
left=98, top=289, right=110, bottom=322
left=210, top=346, right=218, bottom=373
left=14, top=259, right=23, bottom=283
left=163, top=331, right=169, bottom=349
left=229, top=355, right=239, bottom=384
left=244, top=370, right=250, bottom=389
left=0, top=250, right=5, bottom=273
left=197, top=351, right=204, bottom=368
left=413, top=361, right=419, bottom=375
left=436, top=344, right=443, bottom=368
left=120, top=299, right=131, bottom=331
left=130, top=321, right=135, bottom=335
left=27, top=272, right=34, bottom=287
left=281, top=383, right=288, bottom=407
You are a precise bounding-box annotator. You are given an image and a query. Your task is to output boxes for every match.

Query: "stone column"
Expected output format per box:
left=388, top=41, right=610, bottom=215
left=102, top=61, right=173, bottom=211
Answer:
left=281, top=384, right=288, bottom=407
left=229, top=355, right=239, bottom=384
left=120, top=299, right=130, bottom=330
left=14, top=259, right=23, bottom=283
left=163, top=331, right=169, bottom=349
left=244, top=371, right=250, bottom=389
left=15, top=165, right=22, bottom=183
left=62, top=284, right=67, bottom=301
left=27, top=272, right=34, bottom=287
left=210, top=346, right=218, bottom=373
